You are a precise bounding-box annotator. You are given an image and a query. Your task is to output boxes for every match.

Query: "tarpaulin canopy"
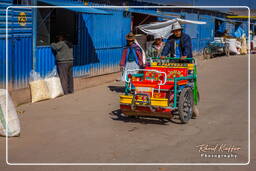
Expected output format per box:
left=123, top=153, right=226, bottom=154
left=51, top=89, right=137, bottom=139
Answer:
left=137, top=18, right=206, bottom=38
left=38, top=0, right=111, bottom=14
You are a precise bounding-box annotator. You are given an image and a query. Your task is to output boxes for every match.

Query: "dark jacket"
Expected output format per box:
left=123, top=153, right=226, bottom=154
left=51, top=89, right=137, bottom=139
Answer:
left=161, top=33, right=193, bottom=58
left=51, top=41, right=73, bottom=63
left=120, top=43, right=143, bottom=67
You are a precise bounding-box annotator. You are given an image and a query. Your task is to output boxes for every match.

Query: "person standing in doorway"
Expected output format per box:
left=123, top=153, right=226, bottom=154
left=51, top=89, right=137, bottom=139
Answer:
left=120, top=32, right=144, bottom=81
left=51, top=34, right=74, bottom=94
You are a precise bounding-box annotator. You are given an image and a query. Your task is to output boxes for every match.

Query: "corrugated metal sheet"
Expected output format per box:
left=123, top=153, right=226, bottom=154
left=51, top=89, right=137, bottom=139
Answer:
left=0, top=1, right=33, bottom=89
left=36, top=46, right=55, bottom=77
left=198, top=15, right=215, bottom=51
left=185, top=13, right=199, bottom=52
left=12, top=36, right=33, bottom=89
left=73, top=9, right=131, bottom=77
left=0, top=0, right=12, bottom=88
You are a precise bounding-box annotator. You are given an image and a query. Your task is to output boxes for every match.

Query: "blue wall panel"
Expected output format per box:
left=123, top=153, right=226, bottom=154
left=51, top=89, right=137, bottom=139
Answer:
left=12, top=36, right=32, bottom=89
left=73, top=10, right=131, bottom=77
left=185, top=13, right=199, bottom=52
left=198, top=15, right=215, bottom=51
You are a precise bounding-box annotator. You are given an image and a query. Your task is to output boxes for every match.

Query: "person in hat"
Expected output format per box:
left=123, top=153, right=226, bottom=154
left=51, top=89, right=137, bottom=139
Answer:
left=120, top=32, right=143, bottom=81
left=146, top=34, right=165, bottom=61
left=161, top=23, right=199, bottom=118
left=161, top=22, right=193, bottom=59
left=51, top=33, right=74, bottom=94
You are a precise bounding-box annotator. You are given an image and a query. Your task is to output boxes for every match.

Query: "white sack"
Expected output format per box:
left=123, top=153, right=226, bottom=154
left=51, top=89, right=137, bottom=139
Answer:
left=0, top=89, right=20, bottom=137
left=29, top=70, right=50, bottom=103
left=45, top=77, right=64, bottom=99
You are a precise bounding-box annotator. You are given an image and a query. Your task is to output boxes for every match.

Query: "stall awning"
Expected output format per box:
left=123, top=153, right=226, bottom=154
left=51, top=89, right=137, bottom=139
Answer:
left=38, top=0, right=111, bottom=15
left=128, top=8, right=175, bottom=19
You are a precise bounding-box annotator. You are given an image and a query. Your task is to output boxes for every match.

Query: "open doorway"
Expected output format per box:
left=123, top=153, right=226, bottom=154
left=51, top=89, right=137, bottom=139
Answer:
left=37, top=2, right=78, bottom=46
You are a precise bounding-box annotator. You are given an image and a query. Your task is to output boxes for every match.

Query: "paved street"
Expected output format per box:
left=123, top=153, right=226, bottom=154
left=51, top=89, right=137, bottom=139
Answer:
left=0, top=54, right=255, bottom=171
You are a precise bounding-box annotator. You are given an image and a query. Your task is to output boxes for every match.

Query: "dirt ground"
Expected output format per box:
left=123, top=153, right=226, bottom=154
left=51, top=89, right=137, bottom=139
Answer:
left=0, top=54, right=255, bottom=171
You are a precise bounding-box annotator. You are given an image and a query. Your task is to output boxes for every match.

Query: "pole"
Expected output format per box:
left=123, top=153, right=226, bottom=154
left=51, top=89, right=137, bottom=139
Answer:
left=32, top=0, right=37, bottom=70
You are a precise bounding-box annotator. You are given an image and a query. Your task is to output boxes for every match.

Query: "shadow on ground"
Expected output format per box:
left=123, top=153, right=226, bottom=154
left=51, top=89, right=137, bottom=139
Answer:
left=108, top=86, right=125, bottom=93
left=109, top=109, right=173, bottom=125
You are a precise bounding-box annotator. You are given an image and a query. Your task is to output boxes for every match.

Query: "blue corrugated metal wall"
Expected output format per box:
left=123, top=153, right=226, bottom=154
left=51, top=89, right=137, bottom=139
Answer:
left=73, top=9, right=131, bottom=77
left=0, top=0, right=12, bottom=88
left=36, top=46, right=55, bottom=77
left=35, top=9, right=131, bottom=78
left=198, top=15, right=215, bottom=51
left=185, top=13, right=200, bottom=52
left=0, top=0, right=33, bottom=89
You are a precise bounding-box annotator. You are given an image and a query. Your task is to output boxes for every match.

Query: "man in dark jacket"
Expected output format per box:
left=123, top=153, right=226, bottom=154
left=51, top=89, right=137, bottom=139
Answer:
left=161, top=22, right=192, bottom=59
left=51, top=34, right=73, bottom=94
left=161, top=23, right=199, bottom=118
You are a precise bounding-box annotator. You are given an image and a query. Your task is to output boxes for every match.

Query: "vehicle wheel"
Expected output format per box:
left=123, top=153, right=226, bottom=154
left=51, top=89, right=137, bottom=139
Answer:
left=224, top=45, right=230, bottom=57
left=203, top=48, right=212, bottom=59
left=178, top=87, right=193, bottom=123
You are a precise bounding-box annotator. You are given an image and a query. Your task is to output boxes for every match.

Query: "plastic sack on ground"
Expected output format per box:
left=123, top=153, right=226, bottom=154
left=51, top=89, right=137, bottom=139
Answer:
left=44, top=67, right=64, bottom=99
left=227, top=39, right=240, bottom=54
left=0, top=89, right=21, bottom=137
left=240, top=36, right=247, bottom=54
left=29, top=70, right=50, bottom=103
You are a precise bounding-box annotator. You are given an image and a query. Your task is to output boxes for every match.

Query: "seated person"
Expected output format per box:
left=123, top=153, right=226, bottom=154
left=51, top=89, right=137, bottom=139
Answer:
left=161, top=22, right=193, bottom=62
left=146, top=34, right=165, bottom=61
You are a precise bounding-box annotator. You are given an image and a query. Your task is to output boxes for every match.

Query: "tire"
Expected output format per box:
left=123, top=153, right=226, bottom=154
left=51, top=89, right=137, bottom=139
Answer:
left=178, top=87, right=193, bottom=123
left=203, top=48, right=212, bottom=59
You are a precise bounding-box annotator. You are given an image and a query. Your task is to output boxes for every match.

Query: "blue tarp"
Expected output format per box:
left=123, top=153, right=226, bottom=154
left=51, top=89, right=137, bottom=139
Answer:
left=233, top=26, right=245, bottom=38
left=38, top=0, right=111, bottom=14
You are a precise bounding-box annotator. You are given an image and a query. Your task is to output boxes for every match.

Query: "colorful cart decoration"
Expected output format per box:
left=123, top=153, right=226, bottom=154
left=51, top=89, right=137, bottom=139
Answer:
left=120, top=57, right=199, bottom=123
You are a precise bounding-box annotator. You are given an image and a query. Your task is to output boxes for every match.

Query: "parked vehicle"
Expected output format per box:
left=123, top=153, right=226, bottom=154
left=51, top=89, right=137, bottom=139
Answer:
left=120, top=57, right=199, bottom=123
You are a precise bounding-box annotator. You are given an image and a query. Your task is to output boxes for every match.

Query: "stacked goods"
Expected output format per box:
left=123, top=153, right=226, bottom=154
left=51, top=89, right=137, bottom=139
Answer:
left=29, top=70, right=50, bottom=103
left=227, top=39, right=240, bottom=55
left=0, top=89, right=21, bottom=137
left=29, top=68, right=64, bottom=103
left=44, top=67, right=64, bottom=99
left=29, top=79, right=50, bottom=103
left=45, top=77, right=64, bottom=99
left=240, top=36, right=247, bottom=55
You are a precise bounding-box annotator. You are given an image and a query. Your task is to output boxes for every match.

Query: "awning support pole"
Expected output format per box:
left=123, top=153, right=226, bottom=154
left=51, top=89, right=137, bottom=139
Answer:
left=32, top=0, right=37, bottom=70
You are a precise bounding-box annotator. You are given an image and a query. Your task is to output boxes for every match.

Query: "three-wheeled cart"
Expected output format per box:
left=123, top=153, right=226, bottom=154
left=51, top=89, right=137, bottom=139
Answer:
left=120, top=58, right=199, bottom=123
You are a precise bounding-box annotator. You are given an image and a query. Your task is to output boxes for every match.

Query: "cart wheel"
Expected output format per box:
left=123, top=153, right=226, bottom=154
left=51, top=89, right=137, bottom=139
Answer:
left=203, top=48, right=212, bottom=59
left=178, top=87, right=193, bottom=123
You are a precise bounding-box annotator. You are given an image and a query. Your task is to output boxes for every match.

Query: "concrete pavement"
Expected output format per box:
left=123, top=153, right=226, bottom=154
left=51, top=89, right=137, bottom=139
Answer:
left=0, top=54, right=255, bottom=170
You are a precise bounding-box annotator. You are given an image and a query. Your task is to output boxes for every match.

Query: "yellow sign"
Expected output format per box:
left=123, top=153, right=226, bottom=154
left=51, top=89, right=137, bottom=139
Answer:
left=18, top=12, right=27, bottom=26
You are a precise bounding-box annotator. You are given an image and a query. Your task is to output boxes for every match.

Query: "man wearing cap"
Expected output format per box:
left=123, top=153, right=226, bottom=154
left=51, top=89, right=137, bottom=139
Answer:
left=120, top=32, right=143, bottom=81
left=161, top=22, right=193, bottom=59
left=146, top=34, right=165, bottom=60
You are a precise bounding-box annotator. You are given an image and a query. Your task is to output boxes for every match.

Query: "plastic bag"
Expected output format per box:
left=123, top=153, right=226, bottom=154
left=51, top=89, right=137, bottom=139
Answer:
left=0, top=89, right=21, bottom=137
left=44, top=67, right=64, bottom=99
left=29, top=70, right=50, bottom=103
left=227, top=39, right=239, bottom=54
